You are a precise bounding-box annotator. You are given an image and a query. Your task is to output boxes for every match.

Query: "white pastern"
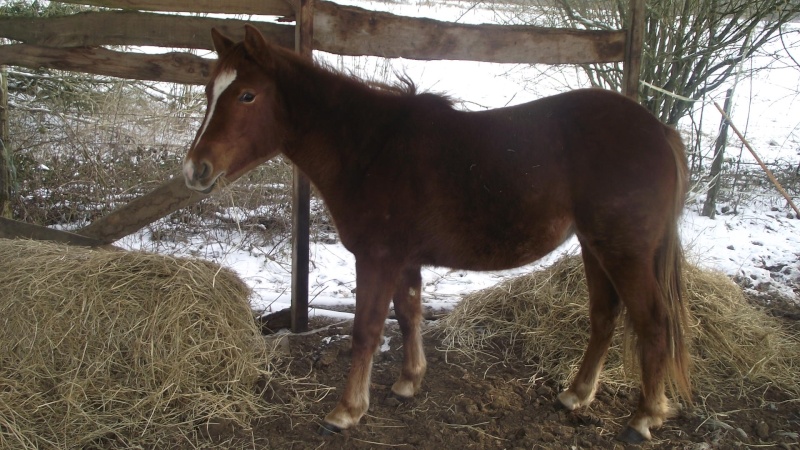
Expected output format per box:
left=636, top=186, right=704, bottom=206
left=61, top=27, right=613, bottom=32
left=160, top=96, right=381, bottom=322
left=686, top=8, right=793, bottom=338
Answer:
left=195, top=70, right=237, bottom=144
left=557, top=390, right=582, bottom=410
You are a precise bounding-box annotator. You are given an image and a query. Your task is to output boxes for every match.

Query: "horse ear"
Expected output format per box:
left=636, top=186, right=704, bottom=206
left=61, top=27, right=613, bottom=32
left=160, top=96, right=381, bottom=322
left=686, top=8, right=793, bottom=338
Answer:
left=210, top=28, right=235, bottom=57
left=243, top=24, right=269, bottom=55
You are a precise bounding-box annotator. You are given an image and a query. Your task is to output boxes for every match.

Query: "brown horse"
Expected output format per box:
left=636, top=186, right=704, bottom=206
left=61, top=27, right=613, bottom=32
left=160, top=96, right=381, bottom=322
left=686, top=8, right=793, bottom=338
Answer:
left=183, top=25, right=691, bottom=443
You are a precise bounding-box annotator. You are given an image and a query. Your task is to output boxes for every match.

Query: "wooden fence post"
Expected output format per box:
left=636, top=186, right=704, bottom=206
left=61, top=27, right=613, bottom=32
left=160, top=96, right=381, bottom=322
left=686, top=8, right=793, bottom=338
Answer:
left=622, top=0, right=645, bottom=100
left=291, top=0, right=314, bottom=333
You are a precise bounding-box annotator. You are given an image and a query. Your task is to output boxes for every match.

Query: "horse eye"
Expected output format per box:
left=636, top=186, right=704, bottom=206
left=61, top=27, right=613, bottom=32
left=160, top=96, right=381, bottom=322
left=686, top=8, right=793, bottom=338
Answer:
left=239, top=92, right=256, bottom=103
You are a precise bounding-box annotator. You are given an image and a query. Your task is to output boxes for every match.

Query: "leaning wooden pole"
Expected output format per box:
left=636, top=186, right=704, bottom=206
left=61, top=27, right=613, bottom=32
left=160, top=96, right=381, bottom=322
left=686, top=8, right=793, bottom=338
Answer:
left=0, top=217, right=107, bottom=247
left=713, top=101, right=800, bottom=219
left=291, top=0, right=314, bottom=333
left=77, top=175, right=209, bottom=244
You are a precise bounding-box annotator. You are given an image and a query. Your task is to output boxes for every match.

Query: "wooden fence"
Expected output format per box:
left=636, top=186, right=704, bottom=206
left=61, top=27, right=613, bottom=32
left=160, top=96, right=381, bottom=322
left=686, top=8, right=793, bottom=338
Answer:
left=0, top=0, right=645, bottom=331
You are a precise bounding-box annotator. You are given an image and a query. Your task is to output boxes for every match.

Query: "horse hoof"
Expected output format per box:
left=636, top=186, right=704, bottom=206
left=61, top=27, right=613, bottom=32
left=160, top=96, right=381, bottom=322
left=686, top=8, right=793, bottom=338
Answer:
left=616, top=426, right=647, bottom=444
left=388, top=391, right=412, bottom=402
left=318, top=422, right=343, bottom=436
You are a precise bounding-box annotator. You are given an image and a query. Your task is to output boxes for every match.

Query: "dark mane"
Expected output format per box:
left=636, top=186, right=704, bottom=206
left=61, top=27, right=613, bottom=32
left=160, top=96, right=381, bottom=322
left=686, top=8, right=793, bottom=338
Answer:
left=378, top=73, right=455, bottom=108
left=239, top=41, right=455, bottom=109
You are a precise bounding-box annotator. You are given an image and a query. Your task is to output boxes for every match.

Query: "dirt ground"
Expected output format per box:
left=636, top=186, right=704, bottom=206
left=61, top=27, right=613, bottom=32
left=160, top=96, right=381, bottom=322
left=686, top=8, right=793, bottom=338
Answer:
left=235, top=300, right=800, bottom=450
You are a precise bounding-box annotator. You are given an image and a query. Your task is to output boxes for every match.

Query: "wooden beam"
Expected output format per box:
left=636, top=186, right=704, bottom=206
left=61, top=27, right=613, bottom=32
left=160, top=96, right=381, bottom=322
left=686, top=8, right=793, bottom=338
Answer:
left=53, top=0, right=294, bottom=17
left=623, top=0, right=645, bottom=100
left=0, top=217, right=106, bottom=247
left=0, top=44, right=212, bottom=84
left=291, top=0, right=313, bottom=333
left=313, top=0, right=626, bottom=64
left=76, top=175, right=208, bottom=244
left=0, top=12, right=294, bottom=51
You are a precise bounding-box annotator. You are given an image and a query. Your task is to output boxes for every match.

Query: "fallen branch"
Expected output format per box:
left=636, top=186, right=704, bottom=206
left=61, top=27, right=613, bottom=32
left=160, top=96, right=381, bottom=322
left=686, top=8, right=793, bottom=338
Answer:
left=0, top=216, right=107, bottom=247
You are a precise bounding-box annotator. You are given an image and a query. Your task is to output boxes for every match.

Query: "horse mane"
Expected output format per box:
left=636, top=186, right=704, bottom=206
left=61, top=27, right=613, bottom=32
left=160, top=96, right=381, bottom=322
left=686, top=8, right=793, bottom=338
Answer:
left=361, top=72, right=417, bottom=96
left=233, top=40, right=454, bottom=109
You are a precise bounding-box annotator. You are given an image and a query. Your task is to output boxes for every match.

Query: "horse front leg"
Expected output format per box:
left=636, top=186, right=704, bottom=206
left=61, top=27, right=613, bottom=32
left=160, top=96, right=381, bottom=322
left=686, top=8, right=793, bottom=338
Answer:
left=321, top=258, right=400, bottom=433
left=390, top=265, right=426, bottom=398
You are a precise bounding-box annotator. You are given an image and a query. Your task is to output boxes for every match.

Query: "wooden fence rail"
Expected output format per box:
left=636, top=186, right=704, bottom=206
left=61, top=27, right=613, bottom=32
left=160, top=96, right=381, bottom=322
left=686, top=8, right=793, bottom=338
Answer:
left=0, top=12, right=295, bottom=50
left=56, top=0, right=294, bottom=16
left=0, top=44, right=212, bottom=84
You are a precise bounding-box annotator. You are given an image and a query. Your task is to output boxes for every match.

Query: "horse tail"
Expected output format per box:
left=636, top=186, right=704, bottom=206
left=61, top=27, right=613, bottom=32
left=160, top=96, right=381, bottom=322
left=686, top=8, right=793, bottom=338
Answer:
left=622, top=126, right=691, bottom=404
left=657, top=126, right=692, bottom=403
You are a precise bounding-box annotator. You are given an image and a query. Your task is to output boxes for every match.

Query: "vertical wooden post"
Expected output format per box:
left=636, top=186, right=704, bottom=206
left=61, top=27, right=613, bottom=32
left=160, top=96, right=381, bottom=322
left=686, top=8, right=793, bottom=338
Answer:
left=291, top=0, right=314, bottom=332
left=0, top=66, right=12, bottom=218
left=622, top=0, right=645, bottom=100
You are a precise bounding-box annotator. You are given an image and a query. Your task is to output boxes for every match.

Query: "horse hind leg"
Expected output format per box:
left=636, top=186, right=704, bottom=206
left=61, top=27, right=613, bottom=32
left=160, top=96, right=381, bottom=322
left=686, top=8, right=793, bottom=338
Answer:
left=623, top=277, right=678, bottom=442
left=598, top=255, right=675, bottom=443
left=557, top=248, right=621, bottom=411
left=390, top=265, right=427, bottom=398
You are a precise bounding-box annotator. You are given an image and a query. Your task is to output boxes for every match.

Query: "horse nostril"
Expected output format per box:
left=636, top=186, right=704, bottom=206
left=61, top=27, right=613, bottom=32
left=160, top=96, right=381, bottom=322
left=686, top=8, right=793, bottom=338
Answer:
left=196, top=161, right=211, bottom=180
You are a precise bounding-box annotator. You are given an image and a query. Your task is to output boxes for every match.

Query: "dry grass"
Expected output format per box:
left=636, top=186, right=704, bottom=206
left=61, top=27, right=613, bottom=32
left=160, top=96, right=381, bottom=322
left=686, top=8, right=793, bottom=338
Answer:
left=439, top=254, right=800, bottom=401
left=0, top=239, right=298, bottom=449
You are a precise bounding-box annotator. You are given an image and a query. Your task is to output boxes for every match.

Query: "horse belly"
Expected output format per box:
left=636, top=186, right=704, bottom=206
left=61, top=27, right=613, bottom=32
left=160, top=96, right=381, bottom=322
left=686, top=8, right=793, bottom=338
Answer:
left=427, top=211, right=574, bottom=272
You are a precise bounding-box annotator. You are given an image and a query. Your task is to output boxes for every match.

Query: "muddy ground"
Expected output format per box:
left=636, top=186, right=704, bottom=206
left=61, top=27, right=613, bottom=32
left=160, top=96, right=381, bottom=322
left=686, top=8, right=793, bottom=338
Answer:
left=231, top=297, right=800, bottom=450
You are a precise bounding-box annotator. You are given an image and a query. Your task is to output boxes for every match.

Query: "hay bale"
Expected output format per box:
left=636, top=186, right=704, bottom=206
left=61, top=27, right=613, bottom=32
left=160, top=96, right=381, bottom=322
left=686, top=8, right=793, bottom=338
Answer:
left=0, top=239, right=288, bottom=449
left=439, top=254, right=800, bottom=399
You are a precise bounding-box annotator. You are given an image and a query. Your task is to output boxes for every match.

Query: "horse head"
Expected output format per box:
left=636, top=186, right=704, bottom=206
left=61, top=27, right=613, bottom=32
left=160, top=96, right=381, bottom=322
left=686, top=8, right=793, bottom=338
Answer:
left=183, top=25, right=285, bottom=193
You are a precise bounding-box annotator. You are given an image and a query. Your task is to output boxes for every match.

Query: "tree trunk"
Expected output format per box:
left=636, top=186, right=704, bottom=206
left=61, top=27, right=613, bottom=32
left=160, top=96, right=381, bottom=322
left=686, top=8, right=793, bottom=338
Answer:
left=702, top=87, right=734, bottom=219
left=0, top=66, right=12, bottom=219
left=702, top=29, right=751, bottom=218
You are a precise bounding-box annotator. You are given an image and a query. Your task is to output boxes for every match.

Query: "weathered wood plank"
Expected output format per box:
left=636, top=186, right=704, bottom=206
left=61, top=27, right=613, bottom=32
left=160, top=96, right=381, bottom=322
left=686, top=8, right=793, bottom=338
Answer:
left=77, top=175, right=208, bottom=244
left=0, top=217, right=106, bottom=247
left=0, top=11, right=294, bottom=50
left=0, top=44, right=212, bottom=84
left=623, top=0, right=645, bottom=99
left=54, top=0, right=294, bottom=17
left=313, top=0, right=626, bottom=64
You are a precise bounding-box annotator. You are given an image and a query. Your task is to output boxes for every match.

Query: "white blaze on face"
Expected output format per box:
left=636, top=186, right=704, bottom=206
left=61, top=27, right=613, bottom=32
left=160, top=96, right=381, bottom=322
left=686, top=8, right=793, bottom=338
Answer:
left=195, top=69, right=237, bottom=144
left=184, top=69, right=237, bottom=185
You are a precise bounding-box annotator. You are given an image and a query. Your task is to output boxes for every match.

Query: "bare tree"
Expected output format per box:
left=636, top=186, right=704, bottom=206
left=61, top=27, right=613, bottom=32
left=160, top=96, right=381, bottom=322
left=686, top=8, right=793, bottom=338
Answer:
left=1, top=66, right=11, bottom=218
left=504, top=0, right=800, bottom=126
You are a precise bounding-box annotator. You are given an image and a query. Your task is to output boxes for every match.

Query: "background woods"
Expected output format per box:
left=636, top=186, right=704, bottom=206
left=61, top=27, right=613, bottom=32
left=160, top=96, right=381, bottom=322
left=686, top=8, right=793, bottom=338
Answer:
left=502, top=0, right=800, bottom=216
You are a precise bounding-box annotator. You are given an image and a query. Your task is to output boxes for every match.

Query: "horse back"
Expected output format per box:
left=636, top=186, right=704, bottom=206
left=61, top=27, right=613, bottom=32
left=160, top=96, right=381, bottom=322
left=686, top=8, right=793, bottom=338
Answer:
left=328, top=88, right=682, bottom=271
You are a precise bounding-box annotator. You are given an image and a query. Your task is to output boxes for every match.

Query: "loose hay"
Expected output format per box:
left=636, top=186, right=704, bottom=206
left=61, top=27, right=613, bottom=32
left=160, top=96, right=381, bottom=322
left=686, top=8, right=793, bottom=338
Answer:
left=439, top=254, right=800, bottom=401
left=0, top=239, right=293, bottom=449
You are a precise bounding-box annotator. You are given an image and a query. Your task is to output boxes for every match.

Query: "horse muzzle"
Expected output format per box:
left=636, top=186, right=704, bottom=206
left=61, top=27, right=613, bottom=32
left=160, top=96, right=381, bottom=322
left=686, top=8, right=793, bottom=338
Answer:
left=183, top=159, right=223, bottom=194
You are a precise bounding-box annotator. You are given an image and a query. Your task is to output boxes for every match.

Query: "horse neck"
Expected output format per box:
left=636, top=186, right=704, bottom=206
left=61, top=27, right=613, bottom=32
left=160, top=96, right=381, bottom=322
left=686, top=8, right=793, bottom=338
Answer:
left=272, top=57, right=404, bottom=187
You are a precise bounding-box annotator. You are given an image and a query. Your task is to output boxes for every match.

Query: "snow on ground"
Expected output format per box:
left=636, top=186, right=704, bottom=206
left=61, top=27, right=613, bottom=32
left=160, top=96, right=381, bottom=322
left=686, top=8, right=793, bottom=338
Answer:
left=119, top=1, right=799, bottom=318
left=119, top=197, right=800, bottom=321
